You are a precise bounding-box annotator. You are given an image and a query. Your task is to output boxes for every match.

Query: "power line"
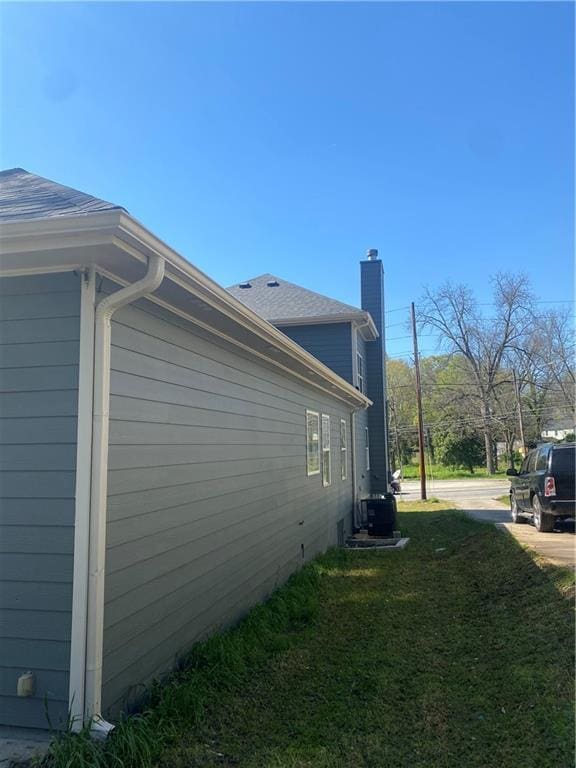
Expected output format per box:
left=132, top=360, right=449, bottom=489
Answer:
left=385, top=305, right=410, bottom=314
left=386, top=333, right=436, bottom=341
left=389, top=404, right=575, bottom=436
left=385, top=320, right=410, bottom=329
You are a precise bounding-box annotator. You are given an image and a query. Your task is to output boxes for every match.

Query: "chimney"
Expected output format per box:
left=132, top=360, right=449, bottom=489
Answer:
left=360, top=248, right=391, bottom=493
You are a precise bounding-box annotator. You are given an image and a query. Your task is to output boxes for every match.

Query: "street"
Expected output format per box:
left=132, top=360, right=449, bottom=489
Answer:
left=400, top=478, right=575, bottom=568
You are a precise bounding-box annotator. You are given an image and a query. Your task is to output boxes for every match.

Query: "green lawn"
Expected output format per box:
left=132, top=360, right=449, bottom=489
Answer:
left=44, top=502, right=574, bottom=768
left=401, top=463, right=509, bottom=480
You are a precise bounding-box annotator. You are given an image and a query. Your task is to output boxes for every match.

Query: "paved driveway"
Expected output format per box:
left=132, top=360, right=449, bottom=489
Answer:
left=400, top=478, right=575, bottom=569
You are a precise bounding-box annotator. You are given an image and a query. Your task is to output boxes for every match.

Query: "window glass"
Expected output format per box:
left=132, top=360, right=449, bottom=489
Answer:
left=340, top=419, right=347, bottom=480
left=535, top=447, right=550, bottom=471
left=520, top=454, right=530, bottom=474
left=356, top=353, right=364, bottom=394
left=551, top=446, right=576, bottom=473
left=526, top=451, right=537, bottom=473
left=306, top=411, right=320, bottom=476
left=322, top=414, right=331, bottom=487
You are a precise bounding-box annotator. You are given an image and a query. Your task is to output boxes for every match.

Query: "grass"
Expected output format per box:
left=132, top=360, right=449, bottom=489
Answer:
left=401, top=463, right=509, bottom=480
left=496, top=494, right=511, bottom=506
left=41, top=502, right=574, bottom=768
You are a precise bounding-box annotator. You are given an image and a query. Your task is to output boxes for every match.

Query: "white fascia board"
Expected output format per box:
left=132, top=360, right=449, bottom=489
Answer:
left=0, top=211, right=123, bottom=254
left=271, top=313, right=379, bottom=341
left=115, top=216, right=371, bottom=408
left=0, top=211, right=370, bottom=409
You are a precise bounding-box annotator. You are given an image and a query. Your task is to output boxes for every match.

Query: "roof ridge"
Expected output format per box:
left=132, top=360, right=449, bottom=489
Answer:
left=0, top=167, right=27, bottom=177
left=0, top=167, right=126, bottom=221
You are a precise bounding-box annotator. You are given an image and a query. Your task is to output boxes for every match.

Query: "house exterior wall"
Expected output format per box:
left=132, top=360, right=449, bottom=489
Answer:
left=275, top=323, right=353, bottom=384
left=0, top=272, right=80, bottom=729
left=276, top=322, right=372, bottom=516
left=101, top=288, right=356, bottom=715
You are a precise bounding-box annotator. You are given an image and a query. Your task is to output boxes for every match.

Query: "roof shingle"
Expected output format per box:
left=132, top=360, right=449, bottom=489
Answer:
left=227, top=273, right=366, bottom=322
left=0, top=167, right=125, bottom=221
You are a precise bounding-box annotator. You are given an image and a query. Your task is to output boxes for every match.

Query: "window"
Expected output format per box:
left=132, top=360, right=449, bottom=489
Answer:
left=322, top=414, right=331, bottom=487
left=356, top=353, right=364, bottom=393
left=526, top=450, right=537, bottom=474
left=306, top=410, right=320, bottom=476
left=551, top=446, right=575, bottom=473
left=340, top=419, right=347, bottom=480
left=536, top=447, right=550, bottom=471
left=365, top=427, right=370, bottom=470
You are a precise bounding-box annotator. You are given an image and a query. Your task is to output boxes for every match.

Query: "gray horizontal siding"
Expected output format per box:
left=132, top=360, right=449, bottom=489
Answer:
left=0, top=272, right=80, bottom=729
left=102, top=290, right=355, bottom=715
left=276, top=323, right=353, bottom=384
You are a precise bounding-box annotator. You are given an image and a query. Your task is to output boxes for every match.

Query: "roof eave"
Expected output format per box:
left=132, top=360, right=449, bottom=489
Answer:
left=0, top=211, right=371, bottom=410
left=271, top=312, right=379, bottom=340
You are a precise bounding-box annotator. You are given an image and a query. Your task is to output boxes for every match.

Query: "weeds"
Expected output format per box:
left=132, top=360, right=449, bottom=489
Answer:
left=40, top=507, right=574, bottom=768
left=40, top=565, right=321, bottom=768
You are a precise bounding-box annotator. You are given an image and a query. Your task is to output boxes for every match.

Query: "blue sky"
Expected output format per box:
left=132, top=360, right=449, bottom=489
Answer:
left=1, top=2, right=573, bottom=359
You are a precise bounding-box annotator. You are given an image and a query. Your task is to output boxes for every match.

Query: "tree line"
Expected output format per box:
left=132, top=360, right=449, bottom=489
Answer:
left=387, top=273, right=575, bottom=475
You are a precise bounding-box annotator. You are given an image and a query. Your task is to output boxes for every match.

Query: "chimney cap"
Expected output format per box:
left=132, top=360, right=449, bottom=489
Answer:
left=366, top=248, right=379, bottom=261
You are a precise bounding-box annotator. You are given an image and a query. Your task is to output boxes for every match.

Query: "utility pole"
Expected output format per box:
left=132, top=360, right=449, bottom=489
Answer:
left=512, top=368, right=527, bottom=457
left=411, top=302, right=427, bottom=500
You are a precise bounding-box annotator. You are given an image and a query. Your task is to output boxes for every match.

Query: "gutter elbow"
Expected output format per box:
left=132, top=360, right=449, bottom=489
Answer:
left=96, top=253, right=165, bottom=320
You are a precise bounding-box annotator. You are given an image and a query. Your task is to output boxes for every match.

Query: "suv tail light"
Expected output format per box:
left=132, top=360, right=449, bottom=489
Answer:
left=544, top=476, right=556, bottom=497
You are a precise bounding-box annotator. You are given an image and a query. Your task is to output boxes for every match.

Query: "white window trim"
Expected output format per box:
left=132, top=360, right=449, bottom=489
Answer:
left=365, top=426, right=370, bottom=470
left=306, top=409, right=321, bottom=476
left=322, top=413, right=332, bottom=487
left=356, top=352, right=364, bottom=394
left=340, top=418, right=347, bottom=481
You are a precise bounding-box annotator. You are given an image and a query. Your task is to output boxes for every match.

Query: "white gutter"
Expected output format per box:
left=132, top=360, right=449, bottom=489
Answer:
left=269, top=312, right=379, bottom=340
left=0, top=212, right=370, bottom=410
left=350, top=411, right=359, bottom=529
left=84, top=253, right=165, bottom=733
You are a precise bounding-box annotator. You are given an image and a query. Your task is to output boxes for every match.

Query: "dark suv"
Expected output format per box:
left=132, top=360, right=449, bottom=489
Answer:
left=507, top=443, right=575, bottom=532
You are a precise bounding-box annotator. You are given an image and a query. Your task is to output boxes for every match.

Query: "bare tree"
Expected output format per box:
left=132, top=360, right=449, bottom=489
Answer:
left=531, top=308, right=575, bottom=406
left=418, top=273, right=534, bottom=473
left=509, top=306, right=575, bottom=439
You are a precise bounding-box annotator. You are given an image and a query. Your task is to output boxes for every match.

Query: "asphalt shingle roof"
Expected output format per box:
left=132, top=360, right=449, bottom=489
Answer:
left=543, top=418, right=575, bottom=431
left=227, top=273, right=366, bottom=322
left=0, top=168, right=125, bottom=221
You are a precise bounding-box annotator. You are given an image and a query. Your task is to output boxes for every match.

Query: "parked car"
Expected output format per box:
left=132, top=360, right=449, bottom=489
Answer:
left=506, top=442, right=576, bottom=532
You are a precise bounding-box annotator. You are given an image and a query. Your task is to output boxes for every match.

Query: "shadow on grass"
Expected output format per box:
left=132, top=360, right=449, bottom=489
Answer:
left=41, top=503, right=574, bottom=768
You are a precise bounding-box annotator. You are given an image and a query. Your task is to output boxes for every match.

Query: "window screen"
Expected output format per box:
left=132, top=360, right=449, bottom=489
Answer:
left=340, top=419, right=347, bottom=480
left=306, top=410, right=320, bottom=476
left=322, top=414, right=331, bottom=487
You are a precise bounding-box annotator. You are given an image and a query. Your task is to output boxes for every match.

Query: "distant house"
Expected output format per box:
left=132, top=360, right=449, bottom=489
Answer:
left=0, top=168, right=370, bottom=732
left=541, top=418, right=575, bottom=441
left=227, top=255, right=392, bottom=517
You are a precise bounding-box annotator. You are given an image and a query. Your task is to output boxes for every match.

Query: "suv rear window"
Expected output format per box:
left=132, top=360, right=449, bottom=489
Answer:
left=551, top=447, right=576, bottom=473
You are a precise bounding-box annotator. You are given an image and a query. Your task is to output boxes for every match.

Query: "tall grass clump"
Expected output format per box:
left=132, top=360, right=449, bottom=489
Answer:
left=39, top=562, right=322, bottom=768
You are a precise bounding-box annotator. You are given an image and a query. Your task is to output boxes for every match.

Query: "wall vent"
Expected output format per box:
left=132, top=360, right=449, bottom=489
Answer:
left=266, top=280, right=280, bottom=287
left=239, top=282, right=252, bottom=289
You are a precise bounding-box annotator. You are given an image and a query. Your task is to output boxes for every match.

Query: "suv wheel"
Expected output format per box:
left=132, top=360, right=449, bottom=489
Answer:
left=532, top=496, right=555, bottom=533
left=510, top=494, right=525, bottom=524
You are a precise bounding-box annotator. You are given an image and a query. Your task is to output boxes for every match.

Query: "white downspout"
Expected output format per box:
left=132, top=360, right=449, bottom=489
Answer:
left=85, top=254, right=165, bottom=734
left=350, top=411, right=358, bottom=530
